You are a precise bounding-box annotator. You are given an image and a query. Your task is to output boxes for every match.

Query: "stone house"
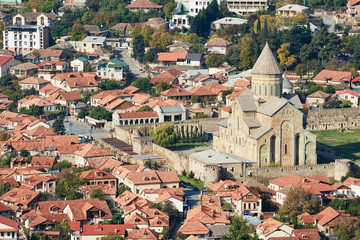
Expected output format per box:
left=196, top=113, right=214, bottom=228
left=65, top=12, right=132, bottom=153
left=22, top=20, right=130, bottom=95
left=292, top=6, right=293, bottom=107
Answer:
left=205, top=38, right=231, bottom=54
left=18, top=77, right=49, bottom=91
left=9, top=62, right=38, bottom=79
left=0, top=56, right=21, bottom=77
left=306, top=90, right=330, bottom=108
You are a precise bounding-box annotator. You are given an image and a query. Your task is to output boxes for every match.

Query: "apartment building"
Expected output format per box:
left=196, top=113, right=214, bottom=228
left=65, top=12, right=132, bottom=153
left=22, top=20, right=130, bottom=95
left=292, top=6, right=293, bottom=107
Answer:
left=226, top=0, right=268, bottom=15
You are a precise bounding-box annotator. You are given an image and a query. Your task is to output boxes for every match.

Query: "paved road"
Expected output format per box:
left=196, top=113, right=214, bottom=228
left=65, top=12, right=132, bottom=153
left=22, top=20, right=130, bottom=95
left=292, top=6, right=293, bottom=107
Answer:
left=169, top=188, right=201, bottom=239
left=48, top=117, right=108, bottom=140
left=311, top=14, right=335, bottom=32
left=115, top=49, right=147, bottom=79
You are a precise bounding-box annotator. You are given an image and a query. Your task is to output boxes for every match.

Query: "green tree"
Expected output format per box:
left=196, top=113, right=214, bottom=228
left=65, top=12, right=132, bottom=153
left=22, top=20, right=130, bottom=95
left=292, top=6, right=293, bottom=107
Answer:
left=132, top=35, right=145, bottom=63
left=137, top=106, right=153, bottom=112
left=85, top=0, right=101, bottom=11
left=156, top=81, right=170, bottom=94
left=20, top=149, right=29, bottom=157
left=206, top=53, right=225, bottom=67
left=71, top=22, right=88, bottom=41
left=101, top=233, right=124, bottom=240
left=221, top=216, right=257, bottom=240
left=334, top=220, right=360, bottom=240
left=329, top=198, right=347, bottom=210
left=278, top=187, right=320, bottom=222
left=52, top=161, right=72, bottom=171
left=240, top=36, right=255, bottom=69
left=117, top=183, right=131, bottom=196
left=325, top=85, right=336, bottom=94
left=55, top=170, right=85, bottom=200
left=190, top=0, right=221, bottom=37
left=38, top=0, right=56, bottom=12
left=164, top=1, right=176, bottom=19
left=90, top=188, right=105, bottom=200
left=225, top=44, right=241, bottom=68
left=188, top=171, right=195, bottom=178
left=89, top=106, right=112, bottom=121
left=19, top=105, right=43, bottom=116
left=99, top=80, right=121, bottom=90
left=78, top=108, right=89, bottom=119
left=149, top=124, right=178, bottom=147
left=191, top=95, right=201, bottom=104
left=131, top=78, right=151, bottom=92
left=0, top=182, right=12, bottom=197
left=52, top=118, right=66, bottom=135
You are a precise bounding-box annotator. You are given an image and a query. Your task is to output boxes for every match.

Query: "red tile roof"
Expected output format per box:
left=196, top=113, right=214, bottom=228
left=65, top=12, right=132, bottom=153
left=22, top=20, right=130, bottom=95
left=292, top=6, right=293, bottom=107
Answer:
left=0, top=188, right=40, bottom=207
left=0, top=56, right=12, bottom=67
left=81, top=223, right=134, bottom=236
left=30, top=156, right=56, bottom=169
left=127, top=228, right=163, bottom=240
left=77, top=169, right=117, bottom=180
left=333, top=88, right=360, bottom=98
left=74, top=144, right=112, bottom=158
left=150, top=69, right=183, bottom=84
left=158, top=53, right=187, bottom=62
left=291, top=229, right=321, bottom=240
left=38, top=61, right=66, bottom=67
left=126, top=0, right=163, bottom=8
left=268, top=174, right=303, bottom=188
left=128, top=170, right=179, bottom=185
left=0, top=215, right=18, bottom=232
left=160, top=87, right=191, bottom=97
left=313, top=70, right=352, bottom=85
left=118, top=111, right=159, bottom=119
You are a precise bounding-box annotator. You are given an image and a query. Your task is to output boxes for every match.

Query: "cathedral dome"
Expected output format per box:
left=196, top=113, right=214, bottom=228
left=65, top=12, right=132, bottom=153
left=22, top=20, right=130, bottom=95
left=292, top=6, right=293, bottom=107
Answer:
left=251, top=42, right=283, bottom=75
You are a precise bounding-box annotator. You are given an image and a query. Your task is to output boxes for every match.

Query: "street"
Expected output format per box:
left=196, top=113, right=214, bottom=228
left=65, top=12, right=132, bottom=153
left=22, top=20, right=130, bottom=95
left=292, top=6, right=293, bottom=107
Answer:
left=311, top=13, right=335, bottom=33
left=48, top=117, right=109, bottom=140
left=115, top=49, right=147, bottom=79
left=169, top=188, right=201, bottom=239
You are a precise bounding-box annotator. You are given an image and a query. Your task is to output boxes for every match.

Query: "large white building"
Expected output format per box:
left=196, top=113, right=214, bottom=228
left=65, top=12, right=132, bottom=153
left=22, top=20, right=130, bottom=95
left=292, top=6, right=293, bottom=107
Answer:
left=227, top=0, right=268, bottom=15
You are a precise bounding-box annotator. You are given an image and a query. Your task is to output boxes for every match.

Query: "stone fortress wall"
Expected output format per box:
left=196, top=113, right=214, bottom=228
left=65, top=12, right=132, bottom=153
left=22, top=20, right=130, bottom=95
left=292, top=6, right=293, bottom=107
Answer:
left=107, top=115, right=356, bottom=185
left=305, top=107, right=360, bottom=131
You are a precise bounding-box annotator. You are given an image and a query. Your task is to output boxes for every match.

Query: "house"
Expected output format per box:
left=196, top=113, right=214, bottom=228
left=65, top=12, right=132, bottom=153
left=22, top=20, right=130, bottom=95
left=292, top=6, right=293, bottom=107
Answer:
left=9, top=62, right=38, bottom=78
left=12, top=12, right=58, bottom=26
left=150, top=69, right=183, bottom=84
left=87, top=158, right=123, bottom=171
left=37, top=61, right=68, bottom=80
left=170, top=14, right=190, bottom=30
left=39, top=84, right=61, bottom=98
left=0, top=56, right=21, bottom=77
left=50, top=72, right=99, bottom=93
left=114, top=190, right=150, bottom=209
left=30, top=156, right=56, bottom=171
left=226, top=0, right=268, bottom=15
left=306, top=90, right=330, bottom=108
left=18, top=97, right=57, bottom=113
left=24, top=49, right=66, bottom=62
left=145, top=17, right=168, bottom=30
left=178, top=205, right=230, bottom=239
left=205, top=38, right=231, bottom=54
left=298, top=207, right=357, bottom=236
left=70, top=56, right=89, bottom=72
left=78, top=184, right=117, bottom=204
left=97, top=58, right=129, bottom=81
left=255, top=218, right=294, bottom=240
left=18, top=77, right=49, bottom=91
left=343, top=177, right=360, bottom=196
left=84, top=25, right=109, bottom=37
left=0, top=188, right=43, bottom=212
left=160, top=88, right=192, bottom=105
left=210, top=17, right=248, bottom=33
left=110, top=23, right=134, bottom=35
left=153, top=105, right=187, bottom=122
left=132, top=93, right=152, bottom=105
left=78, top=169, right=117, bottom=186
left=141, top=188, right=184, bottom=213
left=35, top=198, right=112, bottom=226
left=231, top=185, right=262, bottom=217
left=20, top=175, right=57, bottom=194
left=333, top=89, right=359, bottom=106
left=291, top=229, right=321, bottom=240
left=126, top=0, right=163, bottom=12
left=90, top=86, right=143, bottom=106
left=276, top=4, right=310, bottom=16
left=77, top=223, right=134, bottom=239
left=0, top=215, right=19, bottom=240
left=127, top=228, right=164, bottom=240
left=268, top=174, right=304, bottom=191
left=45, top=91, right=82, bottom=109
left=124, top=170, right=180, bottom=195
left=124, top=207, right=169, bottom=233
left=77, top=36, right=106, bottom=54
left=158, top=52, right=187, bottom=66
left=312, top=70, right=352, bottom=85
left=74, top=144, right=113, bottom=167
left=186, top=53, right=203, bottom=66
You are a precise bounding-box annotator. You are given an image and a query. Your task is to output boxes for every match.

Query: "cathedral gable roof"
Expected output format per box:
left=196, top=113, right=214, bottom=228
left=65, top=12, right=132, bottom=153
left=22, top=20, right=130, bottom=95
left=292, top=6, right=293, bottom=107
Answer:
left=243, top=118, right=261, bottom=128
left=251, top=42, right=283, bottom=75
left=283, top=94, right=303, bottom=109
left=236, top=89, right=257, bottom=112
left=249, top=125, right=272, bottom=140
left=257, top=97, right=288, bottom=116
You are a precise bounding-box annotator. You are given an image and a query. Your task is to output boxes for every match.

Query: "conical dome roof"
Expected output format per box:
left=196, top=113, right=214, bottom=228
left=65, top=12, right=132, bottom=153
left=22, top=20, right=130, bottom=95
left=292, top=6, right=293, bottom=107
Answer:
left=251, top=42, right=283, bottom=75
left=282, top=76, right=293, bottom=89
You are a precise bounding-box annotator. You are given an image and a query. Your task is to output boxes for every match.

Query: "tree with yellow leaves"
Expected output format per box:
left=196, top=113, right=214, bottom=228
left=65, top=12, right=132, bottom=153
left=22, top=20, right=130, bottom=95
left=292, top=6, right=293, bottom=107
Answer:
left=209, top=34, right=220, bottom=40
left=239, top=36, right=255, bottom=69
left=141, top=24, right=154, bottom=46
left=277, top=43, right=297, bottom=72
left=149, top=31, right=172, bottom=48
left=253, top=15, right=276, bottom=33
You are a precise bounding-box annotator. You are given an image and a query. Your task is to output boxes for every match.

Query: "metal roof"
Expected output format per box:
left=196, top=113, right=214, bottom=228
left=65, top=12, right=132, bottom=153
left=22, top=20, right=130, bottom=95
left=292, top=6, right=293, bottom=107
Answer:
left=249, top=125, right=272, bottom=140
left=82, top=36, right=106, bottom=43
left=186, top=53, right=202, bottom=61
left=190, top=149, right=255, bottom=164
left=159, top=105, right=184, bottom=113
left=251, top=42, right=283, bottom=75
left=237, top=89, right=257, bottom=112
left=257, top=97, right=288, bottom=116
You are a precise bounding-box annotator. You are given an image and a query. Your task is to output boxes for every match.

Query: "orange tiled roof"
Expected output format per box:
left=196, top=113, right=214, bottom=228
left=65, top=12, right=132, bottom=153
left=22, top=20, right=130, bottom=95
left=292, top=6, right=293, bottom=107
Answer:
left=78, top=184, right=116, bottom=196
left=74, top=144, right=112, bottom=158
left=158, top=52, right=187, bottom=62
left=118, top=111, right=159, bottom=119
left=39, top=84, right=61, bottom=95
left=126, top=0, right=162, bottom=8
left=0, top=188, right=40, bottom=207
left=128, top=170, right=179, bottom=185
left=127, top=228, right=163, bottom=240
left=150, top=69, right=183, bottom=83
left=313, top=70, right=352, bottom=84
left=178, top=219, right=210, bottom=235
left=268, top=174, right=303, bottom=188
left=77, top=169, right=117, bottom=180
left=30, top=157, right=56, bottom=169
left=160, top=87, right=191, bottom=97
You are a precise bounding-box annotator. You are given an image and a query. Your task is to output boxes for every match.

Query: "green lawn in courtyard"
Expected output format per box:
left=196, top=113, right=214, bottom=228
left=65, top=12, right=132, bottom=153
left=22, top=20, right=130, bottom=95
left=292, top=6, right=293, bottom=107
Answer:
left=313, top=129, right=360, bottom=160
left=179, top=176, right=204, bottom=189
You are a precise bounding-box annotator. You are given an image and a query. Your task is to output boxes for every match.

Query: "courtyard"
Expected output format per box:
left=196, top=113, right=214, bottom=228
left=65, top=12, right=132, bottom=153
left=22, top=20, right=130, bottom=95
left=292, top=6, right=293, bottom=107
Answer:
left=313, top=129, right=360, bottom=160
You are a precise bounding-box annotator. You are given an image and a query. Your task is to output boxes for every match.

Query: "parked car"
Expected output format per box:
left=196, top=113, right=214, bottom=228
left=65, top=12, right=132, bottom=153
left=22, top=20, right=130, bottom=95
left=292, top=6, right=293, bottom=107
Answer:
left=191, top=186, right=199, bottom=191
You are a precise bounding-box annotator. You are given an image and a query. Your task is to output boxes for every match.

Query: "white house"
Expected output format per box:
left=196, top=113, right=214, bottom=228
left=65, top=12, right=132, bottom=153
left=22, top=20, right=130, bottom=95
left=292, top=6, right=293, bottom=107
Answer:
left=76, top=36, right=106, bottom=54
left=141, top=188, right=184, bottom=213
left=256, top=218, right=294, bottom=240
left=277, top=4, right=310, bottom=16
left=205, top=38, right=231, bottom=54
left=210, top=17, right=248, bottom=33
left=333, top=89, right=359, bottom=107
left=170, top=14, right=190, bottom=29
left=70, top=56, right=89, bottom=72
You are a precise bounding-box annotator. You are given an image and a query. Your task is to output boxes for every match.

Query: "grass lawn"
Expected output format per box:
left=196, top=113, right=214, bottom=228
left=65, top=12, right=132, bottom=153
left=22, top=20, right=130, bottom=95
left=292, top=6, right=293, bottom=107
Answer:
left=313, top=129, right=360, bottom=160
left=168, top=142, right=208, bottom=151
left=179, top=176, right=204, bottom=189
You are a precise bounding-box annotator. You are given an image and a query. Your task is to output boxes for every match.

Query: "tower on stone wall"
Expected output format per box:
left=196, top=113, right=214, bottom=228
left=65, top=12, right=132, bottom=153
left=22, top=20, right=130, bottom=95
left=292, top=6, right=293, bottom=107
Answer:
left=251, top=42, right=283, bottom=99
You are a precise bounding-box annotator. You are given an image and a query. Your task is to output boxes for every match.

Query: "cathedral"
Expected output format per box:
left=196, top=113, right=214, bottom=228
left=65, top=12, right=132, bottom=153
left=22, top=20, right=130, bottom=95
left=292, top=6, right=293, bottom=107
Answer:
left=213, top=43, right=317, bottom=167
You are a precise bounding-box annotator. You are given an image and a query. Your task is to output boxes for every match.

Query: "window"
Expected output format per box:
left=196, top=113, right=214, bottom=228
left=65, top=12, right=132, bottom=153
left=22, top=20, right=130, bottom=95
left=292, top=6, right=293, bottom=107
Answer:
left=285, top=144, right=288, bottom=154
